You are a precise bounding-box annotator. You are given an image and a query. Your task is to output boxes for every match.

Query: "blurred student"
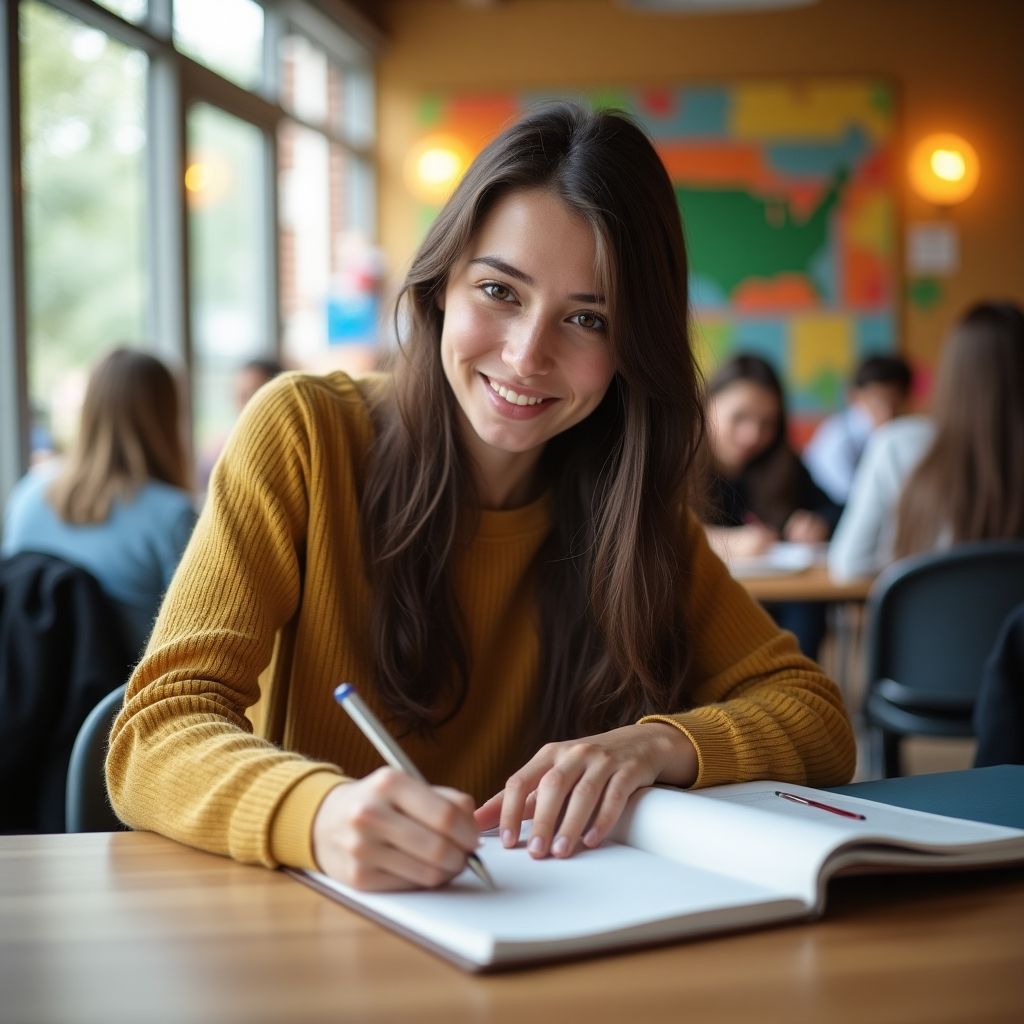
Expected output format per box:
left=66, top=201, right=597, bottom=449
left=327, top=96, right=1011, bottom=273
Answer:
left=197, top=356, right=284, bottom=491
left=703, top=354, right=840, bottom=557
left=830, top=301, right=1024, bottom=580
left=702, top=353, right=841, bottom=657
left=2, top=348, right=197, bottom=656
left=804, top=354, right=913, bottom=505
left=234, top=357, right=285, bottom=411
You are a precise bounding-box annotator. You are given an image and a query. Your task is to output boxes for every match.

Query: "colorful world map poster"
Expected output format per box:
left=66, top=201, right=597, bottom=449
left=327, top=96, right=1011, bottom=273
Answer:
left=412, top=81, right=897, bottom=440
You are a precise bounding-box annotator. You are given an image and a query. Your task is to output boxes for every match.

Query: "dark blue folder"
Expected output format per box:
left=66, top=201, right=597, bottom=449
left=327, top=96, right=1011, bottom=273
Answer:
left=829, top=765, right=1024, bottom=829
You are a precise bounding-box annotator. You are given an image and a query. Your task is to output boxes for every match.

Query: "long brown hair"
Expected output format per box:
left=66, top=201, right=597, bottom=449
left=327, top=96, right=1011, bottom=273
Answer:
left=360, top=103, right=705, bottom=741
left=894, top=301, right=1024, bottom=557
left=49, top=347, right=191, bottom=524
left=704, top=353, right=805, bottom=531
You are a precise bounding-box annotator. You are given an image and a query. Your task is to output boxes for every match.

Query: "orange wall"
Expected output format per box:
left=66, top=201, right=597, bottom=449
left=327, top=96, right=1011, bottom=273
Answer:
left=376, top=0, right=1024, bottom=374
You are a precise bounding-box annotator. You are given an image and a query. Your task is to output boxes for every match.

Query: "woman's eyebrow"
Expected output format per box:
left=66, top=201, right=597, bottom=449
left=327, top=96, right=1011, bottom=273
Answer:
left=468, top=255, right=605, bottom=305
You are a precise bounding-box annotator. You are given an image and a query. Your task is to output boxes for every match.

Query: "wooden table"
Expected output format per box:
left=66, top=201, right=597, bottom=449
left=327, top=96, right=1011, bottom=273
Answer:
left=2, top=832, right=1022, bottom=1024
left=738, top=565, right=873, bottom=604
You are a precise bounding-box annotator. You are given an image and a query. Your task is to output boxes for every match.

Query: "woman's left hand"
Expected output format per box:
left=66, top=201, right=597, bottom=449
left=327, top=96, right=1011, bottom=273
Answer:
left=783, top=509, right=830, bottom=544
left=474, top=723, right=698, bottom=859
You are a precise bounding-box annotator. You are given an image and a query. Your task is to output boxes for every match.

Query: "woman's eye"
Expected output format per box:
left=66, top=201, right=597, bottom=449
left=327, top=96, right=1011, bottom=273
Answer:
left=569, top=311, right=606, bottom=332
left=481, top=281, right=514, bottom=302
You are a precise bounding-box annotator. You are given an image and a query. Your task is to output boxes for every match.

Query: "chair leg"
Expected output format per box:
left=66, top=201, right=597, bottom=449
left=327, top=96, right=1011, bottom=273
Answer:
left=864, top=726, right=884, bottom=779
left=881, top=731, right=902, bottom=778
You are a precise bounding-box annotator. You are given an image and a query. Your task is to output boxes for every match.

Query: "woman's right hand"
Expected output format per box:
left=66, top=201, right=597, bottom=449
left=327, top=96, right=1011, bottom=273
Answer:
left=312, top=768, right=480, bottom=891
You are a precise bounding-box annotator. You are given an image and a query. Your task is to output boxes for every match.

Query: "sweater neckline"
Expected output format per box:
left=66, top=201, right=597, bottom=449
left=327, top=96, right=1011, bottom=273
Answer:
left=474, top=491, right=552, bottom=542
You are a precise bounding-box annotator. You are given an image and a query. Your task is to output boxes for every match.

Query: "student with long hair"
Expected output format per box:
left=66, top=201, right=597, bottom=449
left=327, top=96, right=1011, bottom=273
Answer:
left=700, top=353, right=840, bottom=657
left=3, top=347, right=196, bottom=655
left=106, top=104, right=854, bottom=891
left=830, top=301, right=1024, bottom=579
left=702, top=353, right=839, bottom=554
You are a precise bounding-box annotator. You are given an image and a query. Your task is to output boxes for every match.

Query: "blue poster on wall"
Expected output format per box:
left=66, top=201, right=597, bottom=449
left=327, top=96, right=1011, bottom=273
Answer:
left=327, top=292, right=379, bottom=346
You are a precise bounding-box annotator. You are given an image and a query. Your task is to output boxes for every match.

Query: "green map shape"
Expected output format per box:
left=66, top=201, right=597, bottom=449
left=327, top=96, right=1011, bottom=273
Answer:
left=677, top=170, right=845, bottom=298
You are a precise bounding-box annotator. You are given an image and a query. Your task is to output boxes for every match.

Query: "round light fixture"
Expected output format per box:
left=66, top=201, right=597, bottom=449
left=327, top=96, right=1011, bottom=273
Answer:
left=908, top=133, right=980, bottom=205
left=405, top=135, right=471, bottom=204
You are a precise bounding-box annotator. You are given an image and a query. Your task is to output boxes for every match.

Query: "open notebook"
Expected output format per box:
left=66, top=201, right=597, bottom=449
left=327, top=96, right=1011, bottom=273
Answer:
left=726, top=541, right=824, bottom=578
left=289, top=780, right=1024, bottom=972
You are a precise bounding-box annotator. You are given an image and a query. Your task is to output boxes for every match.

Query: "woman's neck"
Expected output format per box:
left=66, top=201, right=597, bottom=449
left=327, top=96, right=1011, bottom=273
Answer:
left=471, top=451, right=545, bottom=509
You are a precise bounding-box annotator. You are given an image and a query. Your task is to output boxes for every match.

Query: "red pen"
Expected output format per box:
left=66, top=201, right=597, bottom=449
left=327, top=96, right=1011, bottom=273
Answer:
left=774, top=791, right=866, bottom=821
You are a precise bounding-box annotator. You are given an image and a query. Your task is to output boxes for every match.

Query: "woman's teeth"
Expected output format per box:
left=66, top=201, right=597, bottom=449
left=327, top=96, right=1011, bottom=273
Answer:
left=488, top=378, right=547, bottom=406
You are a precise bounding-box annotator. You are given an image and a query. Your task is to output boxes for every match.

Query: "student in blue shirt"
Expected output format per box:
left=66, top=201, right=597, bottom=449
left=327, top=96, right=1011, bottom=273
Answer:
left=3, top=348, right=197, bottom=656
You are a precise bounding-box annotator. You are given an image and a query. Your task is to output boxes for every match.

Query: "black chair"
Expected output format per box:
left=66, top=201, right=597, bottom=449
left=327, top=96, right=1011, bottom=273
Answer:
left=65, top=683, right=129, bottom=832
left=0, top=551, right=133, bottom=833
left=862, top=540, right=1024, bottom=778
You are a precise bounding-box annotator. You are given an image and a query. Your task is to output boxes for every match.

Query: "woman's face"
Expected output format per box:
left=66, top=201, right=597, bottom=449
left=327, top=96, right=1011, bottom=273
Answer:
left=707, top=380, right=780, bottom=475
left=439, top=188, right=615, bottom=500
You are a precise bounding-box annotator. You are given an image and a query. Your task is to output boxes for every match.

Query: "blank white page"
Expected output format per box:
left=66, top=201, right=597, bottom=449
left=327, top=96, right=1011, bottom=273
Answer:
left=304, top=833, right=800, bottom=967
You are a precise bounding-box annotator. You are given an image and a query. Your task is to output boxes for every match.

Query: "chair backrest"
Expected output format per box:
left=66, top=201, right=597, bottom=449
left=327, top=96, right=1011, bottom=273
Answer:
left=864, top=540, right=1024, bottom=715
left=65, top=684, right=128, bottom=832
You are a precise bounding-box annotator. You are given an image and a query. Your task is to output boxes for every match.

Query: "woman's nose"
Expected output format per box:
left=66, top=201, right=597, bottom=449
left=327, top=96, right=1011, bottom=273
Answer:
left=502, top=318, right=552, bottom=378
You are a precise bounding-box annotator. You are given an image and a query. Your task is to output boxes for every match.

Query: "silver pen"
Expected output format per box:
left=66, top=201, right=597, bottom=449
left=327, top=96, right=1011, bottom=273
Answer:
left=333, top=683, right=496, bottom=889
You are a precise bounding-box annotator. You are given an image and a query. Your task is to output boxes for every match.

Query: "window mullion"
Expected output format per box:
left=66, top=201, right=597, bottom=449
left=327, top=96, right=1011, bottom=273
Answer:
left=0, top=0, right=30, bottom=506
left=147, top=50, right=193, bottom=454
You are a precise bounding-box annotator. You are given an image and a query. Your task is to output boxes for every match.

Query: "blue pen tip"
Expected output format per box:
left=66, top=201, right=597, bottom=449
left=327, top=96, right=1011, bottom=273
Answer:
left=334, top=683, right=353, bottom=702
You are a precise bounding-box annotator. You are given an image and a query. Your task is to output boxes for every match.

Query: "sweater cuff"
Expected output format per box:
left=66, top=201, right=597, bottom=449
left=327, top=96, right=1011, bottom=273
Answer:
left=268, top=770, right=350, bottom=871
left=637, top=714, right=739, bottom=790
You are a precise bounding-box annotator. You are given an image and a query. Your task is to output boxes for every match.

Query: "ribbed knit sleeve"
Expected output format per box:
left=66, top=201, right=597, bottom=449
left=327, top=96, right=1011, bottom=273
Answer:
left=638, top=513, right=856, bottom=788
left=106, top=374, right=351, bottom=869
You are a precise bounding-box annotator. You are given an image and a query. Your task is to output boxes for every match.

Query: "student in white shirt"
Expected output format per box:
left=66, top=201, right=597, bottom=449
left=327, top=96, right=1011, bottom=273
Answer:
left=829, top=302, right=1024, bottom=580
left=804, top=354, right=912, bottom=505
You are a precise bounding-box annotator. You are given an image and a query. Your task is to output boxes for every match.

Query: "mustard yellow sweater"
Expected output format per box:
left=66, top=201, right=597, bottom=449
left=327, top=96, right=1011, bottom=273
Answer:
left=106, top=372, right=855, bottom=872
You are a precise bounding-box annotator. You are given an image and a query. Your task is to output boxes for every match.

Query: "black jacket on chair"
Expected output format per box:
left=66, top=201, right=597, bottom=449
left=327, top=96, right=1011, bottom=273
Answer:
left=0, top=551, right=135, bottom=833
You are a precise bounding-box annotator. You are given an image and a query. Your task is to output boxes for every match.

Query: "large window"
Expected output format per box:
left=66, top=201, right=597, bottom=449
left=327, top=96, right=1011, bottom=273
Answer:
left=21, top=1, right=148, bottom=450
left=278, top=32, right=379, bottom=376
left=174, top=0, right=265, bottom=91
left=1, top=0, right=378, bottom=498
left=188, top=103, right=267, bottom=460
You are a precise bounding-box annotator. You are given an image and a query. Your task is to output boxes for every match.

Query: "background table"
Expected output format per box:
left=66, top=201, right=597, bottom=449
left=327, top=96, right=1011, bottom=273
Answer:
left=738, top=564, right=873, bottom=604
left=2, top=831, right=1022, bottom=1024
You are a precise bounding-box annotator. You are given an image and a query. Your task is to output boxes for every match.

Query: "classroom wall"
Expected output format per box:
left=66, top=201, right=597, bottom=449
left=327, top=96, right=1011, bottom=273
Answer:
left=375, top=0, right=1024, bottom=379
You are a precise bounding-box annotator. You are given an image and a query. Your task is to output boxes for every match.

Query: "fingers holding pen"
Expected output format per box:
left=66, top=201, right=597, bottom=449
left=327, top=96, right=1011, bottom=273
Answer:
left=313, top=768, right=480, bottom=891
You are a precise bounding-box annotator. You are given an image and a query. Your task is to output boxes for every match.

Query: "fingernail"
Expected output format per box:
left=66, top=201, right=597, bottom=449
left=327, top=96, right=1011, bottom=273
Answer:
left=551, top=835, right=570, bottom=857
left=528, top=835, right=546, bottom=856
left=501, top=829, right=515, bottom=848
left=583, top=828, right=601, bottom=848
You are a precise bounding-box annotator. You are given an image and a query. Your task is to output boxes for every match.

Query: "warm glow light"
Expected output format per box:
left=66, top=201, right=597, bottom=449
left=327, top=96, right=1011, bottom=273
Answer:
left=405, top=135, right=470, bottom=203
left=909, top=133, right=980, bottom=205
left=183, top=163, right=207, bottom=191
left=184, top=151, right=232, bottom=207
left=417, top=147, right=463, bottom=187
left=930, top=149, right=966, bottom=182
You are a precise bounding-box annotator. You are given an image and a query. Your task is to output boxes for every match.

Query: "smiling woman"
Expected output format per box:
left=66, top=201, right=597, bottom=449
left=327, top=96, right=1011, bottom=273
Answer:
left=107, top=103, right=855, bottom=895
left=438, top=189, right=615, bottom=507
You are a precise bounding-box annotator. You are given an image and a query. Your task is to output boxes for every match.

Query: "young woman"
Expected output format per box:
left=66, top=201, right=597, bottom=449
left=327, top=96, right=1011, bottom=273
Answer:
left=829, top=301, right=1024, bottom=580
left=106, top=104, right=855, bottom=892
left=702, top=354, right=841, bottom=559
left=700, top=354, right=841, bottom=658
left=3, top=347, right=196, bottom=656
